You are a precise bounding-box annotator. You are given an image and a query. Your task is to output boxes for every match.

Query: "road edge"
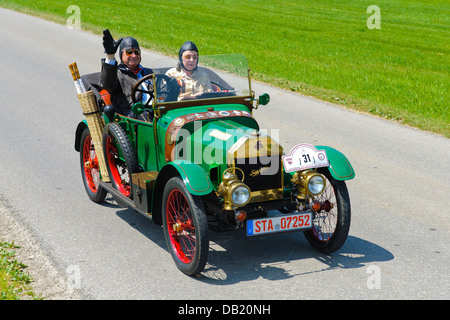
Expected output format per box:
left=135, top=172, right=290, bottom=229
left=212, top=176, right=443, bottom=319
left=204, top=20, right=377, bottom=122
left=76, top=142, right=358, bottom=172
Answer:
left=0, top=198, right=83, bottom=300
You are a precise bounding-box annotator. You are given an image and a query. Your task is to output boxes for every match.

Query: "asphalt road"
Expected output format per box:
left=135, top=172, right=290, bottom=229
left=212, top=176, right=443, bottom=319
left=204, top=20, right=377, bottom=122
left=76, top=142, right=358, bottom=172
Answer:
left=0, top=8, right=448, bottom=300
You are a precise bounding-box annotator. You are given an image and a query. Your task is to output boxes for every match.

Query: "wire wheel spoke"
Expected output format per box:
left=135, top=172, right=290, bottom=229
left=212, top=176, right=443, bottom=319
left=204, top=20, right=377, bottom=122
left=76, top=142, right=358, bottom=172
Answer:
left=167, top=189, right=196, bottom=263
left=312, top=183, right=338, bottom=241
left=83, top=135, right=100, bottom=192
left=106, top=136, right=131, bottom=197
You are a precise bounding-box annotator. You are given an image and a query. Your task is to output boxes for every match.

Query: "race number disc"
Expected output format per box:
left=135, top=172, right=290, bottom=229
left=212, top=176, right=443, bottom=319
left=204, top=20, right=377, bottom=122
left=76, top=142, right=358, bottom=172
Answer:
left=282, top=144, right=329, bottom=173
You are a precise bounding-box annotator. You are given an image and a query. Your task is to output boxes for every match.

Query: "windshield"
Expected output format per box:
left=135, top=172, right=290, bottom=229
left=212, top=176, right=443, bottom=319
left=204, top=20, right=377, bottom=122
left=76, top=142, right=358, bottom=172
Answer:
left=152, top=54, right=251, bottom=103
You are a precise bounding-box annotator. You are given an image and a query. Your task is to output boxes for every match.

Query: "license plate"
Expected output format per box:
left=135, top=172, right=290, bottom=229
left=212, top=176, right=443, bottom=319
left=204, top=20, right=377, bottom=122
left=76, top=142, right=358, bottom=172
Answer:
left=246, top=212, right=312, bottom=236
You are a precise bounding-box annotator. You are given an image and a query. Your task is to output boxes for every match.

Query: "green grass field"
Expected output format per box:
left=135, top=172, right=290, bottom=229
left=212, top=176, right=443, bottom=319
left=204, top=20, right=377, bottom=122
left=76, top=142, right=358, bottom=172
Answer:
left=1, top=0, right=449, bottom=137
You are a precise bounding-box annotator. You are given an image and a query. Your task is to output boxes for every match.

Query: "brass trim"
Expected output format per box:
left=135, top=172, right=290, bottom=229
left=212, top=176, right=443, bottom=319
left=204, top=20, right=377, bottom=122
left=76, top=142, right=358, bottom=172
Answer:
left=249, top=188, right=284, bottom=203
left=217, top=169, right=251, bottom=211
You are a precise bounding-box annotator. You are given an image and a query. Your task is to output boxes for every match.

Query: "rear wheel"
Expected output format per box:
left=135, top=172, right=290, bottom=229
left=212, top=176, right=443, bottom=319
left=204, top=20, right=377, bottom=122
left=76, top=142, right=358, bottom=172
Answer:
left=79, top=127, right=107, bottom=203
left=162, top=177, right=209, bottom=276
left=303, top=170, right=351, bottom=254
left=103, top=122, right=138, bottom=198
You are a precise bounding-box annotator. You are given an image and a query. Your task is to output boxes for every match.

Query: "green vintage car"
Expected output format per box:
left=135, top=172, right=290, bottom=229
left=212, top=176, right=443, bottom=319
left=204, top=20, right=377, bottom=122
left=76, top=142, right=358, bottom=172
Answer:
left=74, top=54, right=355, bottom=276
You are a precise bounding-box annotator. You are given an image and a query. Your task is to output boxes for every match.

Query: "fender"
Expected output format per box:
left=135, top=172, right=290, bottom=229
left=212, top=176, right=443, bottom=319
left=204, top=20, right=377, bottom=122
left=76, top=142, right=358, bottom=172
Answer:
left=150, top=160, right=213, bottom=226
left=316, top=145, right=355, bottom=181
left=74, top=120, right=88, bottom=152
left=165, top=160, right=213, bottom=195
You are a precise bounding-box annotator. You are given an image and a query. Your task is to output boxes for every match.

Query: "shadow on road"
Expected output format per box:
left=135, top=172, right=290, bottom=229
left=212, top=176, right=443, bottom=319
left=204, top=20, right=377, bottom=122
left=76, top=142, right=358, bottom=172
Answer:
left=199, top=231, right=394, bottom=285
left=114, top=204, right=393, bottom=285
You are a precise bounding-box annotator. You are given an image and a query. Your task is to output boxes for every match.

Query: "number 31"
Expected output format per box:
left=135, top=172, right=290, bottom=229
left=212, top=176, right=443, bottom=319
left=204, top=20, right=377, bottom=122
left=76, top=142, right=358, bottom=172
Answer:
left=302, top=154, right=311, bottom=163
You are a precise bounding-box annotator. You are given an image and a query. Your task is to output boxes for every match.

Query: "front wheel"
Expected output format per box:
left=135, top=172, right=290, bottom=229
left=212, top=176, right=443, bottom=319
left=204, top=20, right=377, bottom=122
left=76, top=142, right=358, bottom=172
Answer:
left=303, top=169, right=351, bottom=254
left=162, top=177, right=209, bottom=276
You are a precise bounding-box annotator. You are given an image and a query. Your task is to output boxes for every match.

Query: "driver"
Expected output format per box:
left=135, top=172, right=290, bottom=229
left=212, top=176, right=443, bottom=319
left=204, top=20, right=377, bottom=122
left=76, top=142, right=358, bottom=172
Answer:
left=166, top=41, right=212, bottom=100
left=100, top=29, right=153, bottom=120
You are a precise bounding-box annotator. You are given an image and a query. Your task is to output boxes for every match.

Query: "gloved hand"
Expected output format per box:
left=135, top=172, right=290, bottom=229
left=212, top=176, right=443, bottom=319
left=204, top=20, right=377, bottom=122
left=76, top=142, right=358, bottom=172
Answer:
left=102, top=29, right=123, bottom=55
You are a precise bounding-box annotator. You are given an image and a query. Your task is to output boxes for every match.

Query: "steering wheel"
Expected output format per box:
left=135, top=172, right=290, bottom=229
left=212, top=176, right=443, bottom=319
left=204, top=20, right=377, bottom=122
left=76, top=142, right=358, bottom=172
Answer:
left=131, top=73, right=175, bottom=105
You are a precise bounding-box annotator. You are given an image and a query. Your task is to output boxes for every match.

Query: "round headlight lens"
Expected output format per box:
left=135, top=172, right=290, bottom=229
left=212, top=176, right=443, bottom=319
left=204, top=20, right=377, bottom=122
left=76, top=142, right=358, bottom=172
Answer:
left=231, top=185, right=250, bottom=206
left=308, top=175, right=325, bottom=195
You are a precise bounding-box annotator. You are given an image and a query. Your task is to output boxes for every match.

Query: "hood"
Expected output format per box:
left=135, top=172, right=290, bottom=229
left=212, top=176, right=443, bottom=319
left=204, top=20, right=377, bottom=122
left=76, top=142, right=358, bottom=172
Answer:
left=171, top=115, right=282, bottom=168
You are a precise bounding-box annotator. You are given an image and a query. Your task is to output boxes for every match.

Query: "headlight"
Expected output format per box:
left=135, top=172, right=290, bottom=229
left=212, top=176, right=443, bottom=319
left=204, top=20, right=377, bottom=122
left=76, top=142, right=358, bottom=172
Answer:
left=308, top=175, right=325, bottom=195
left=291, top=170, right=326, bottom=199
left=231, top=185, right=250, bottom=206
left=218, top=168, right=251, bottom=210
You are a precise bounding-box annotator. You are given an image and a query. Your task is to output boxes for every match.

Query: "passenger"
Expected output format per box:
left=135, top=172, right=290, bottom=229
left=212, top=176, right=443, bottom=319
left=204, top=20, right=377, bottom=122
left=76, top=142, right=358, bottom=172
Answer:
left=100, top=29, right=153, bottom=119
left=166, top=41, right=212, bottom=100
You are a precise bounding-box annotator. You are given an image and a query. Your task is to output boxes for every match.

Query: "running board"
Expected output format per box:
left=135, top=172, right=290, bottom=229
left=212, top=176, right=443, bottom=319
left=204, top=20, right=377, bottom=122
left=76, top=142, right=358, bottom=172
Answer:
left=100, top=181, right=152, bottom=218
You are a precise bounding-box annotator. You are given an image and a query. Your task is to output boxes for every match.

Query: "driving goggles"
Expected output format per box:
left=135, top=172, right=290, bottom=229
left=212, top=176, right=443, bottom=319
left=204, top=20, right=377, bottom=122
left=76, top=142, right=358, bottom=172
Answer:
left=182, top=54, right=198, bottom=61
left=125, top=49, right=141, bottom=56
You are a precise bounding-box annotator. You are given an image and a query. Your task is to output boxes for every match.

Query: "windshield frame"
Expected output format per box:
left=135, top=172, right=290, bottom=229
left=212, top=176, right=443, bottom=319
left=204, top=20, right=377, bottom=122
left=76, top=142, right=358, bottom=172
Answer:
left=151, top=54, right=255, bottom=116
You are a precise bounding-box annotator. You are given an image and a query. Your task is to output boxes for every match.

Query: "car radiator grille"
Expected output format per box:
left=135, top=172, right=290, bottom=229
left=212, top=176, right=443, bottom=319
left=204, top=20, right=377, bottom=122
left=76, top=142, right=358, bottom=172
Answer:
left=234, top=156, right=282, bottom=192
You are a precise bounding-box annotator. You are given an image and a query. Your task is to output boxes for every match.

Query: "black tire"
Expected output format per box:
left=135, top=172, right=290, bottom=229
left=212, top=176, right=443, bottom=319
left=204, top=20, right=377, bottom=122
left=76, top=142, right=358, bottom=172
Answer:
left=303, top=169, right=351, bottom=254
left=103, top=122, right=138, bottom=199
left=162, top=177, right=209, bottom=276
left=79, top=127, right=108, bottom=203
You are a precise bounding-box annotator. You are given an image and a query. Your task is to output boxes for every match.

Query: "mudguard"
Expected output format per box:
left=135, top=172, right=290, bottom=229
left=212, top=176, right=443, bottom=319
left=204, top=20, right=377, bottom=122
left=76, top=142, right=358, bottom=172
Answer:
left=74, top=120, right=88, bottom=152
left=166, top=160, right=213, bottom=195
left=316, top=145, right=355, bottom=181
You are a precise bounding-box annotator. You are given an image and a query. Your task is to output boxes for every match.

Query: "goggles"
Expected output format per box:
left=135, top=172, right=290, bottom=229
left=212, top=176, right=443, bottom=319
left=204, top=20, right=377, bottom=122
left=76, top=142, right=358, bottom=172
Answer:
left=125, top=49, right=141, bottom=56
left=182, top=54, right=198, bottom=61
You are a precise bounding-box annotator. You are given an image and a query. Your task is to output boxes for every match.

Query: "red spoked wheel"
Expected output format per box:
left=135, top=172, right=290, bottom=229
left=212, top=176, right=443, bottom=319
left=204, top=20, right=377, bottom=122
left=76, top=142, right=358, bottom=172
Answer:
left=162, top=177, right=208, bottom=276
left=166, top=189, right=196, bottom=264
left=80, top=127, right=107, bottom=203
left=103, top=122, right=138, bottom=199
left=105, top=136, right=131, bottom=197
left=303, top=169, right=351, bottom=254
left=83, top=135, right=100, bottom=193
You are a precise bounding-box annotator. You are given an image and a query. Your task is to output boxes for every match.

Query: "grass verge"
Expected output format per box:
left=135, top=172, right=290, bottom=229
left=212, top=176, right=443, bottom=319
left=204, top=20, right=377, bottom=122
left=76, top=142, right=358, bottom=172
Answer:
left=1, top=241, right=41, bottom=300
left=0, top=0, right=448, bottom=137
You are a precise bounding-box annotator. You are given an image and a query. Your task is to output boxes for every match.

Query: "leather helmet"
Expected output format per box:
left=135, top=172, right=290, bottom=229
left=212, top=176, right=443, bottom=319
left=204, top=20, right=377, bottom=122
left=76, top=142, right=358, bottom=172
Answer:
left=119, top=37, right=140, bottom=61
left=178, top=41, right=198, bottom=70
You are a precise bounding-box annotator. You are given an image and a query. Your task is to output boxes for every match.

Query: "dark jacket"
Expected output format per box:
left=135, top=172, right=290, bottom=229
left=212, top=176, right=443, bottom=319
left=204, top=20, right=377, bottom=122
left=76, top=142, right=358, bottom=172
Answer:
left=100, top=59, right=153, bottom=116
